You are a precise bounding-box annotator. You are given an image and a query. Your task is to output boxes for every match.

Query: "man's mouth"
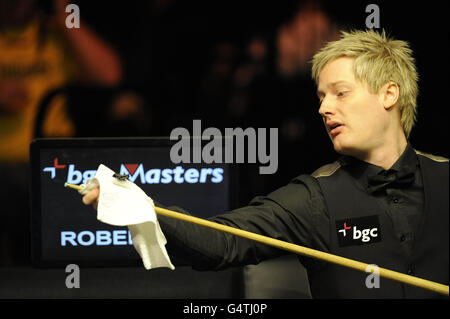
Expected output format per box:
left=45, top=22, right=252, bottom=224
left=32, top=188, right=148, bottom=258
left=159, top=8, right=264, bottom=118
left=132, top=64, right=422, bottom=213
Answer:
left=326, top=121, right=344, bottom=136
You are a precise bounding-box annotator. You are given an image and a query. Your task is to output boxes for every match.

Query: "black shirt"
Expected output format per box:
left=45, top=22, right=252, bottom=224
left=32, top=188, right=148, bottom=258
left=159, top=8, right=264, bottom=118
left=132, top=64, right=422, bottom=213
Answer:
left=338, top=144, right=423, bottom=259
left=158, top=144, right=424, bottom=271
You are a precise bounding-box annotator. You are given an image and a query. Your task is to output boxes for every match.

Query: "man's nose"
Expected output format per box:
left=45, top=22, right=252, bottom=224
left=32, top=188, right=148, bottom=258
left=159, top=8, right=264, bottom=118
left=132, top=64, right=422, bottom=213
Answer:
left=318, top=95, right=336, bottom=117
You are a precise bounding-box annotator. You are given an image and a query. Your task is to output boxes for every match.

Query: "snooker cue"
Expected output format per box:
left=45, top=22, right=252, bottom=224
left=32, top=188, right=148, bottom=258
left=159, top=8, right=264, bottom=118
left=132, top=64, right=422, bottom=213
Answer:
left=65, top=182, right=449, bottom=296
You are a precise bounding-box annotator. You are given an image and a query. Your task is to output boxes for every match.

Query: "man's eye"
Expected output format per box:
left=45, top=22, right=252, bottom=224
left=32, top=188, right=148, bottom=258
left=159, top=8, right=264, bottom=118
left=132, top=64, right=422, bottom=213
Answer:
left=337, top=91, right=347, bottom=97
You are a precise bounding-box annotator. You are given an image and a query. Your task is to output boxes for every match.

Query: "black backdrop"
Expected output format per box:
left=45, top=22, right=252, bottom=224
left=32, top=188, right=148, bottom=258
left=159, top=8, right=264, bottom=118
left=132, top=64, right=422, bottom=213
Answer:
left=64, top=0, right=449, bottom=201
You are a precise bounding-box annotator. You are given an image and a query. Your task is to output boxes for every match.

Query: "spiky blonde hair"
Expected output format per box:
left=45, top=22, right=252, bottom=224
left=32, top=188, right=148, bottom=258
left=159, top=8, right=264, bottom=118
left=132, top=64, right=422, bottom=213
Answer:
left=311, top=29, right=418, bottom=137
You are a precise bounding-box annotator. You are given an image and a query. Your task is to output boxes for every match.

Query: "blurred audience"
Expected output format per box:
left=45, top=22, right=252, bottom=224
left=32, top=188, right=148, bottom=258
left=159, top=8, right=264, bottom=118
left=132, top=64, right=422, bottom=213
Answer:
left=0, top=0, right=123, bottom=266
left=276, top=1, right=339, bottom=77
left=197, top=1, right=340, bottom=197
left=0, top=0, right=123, bottom=163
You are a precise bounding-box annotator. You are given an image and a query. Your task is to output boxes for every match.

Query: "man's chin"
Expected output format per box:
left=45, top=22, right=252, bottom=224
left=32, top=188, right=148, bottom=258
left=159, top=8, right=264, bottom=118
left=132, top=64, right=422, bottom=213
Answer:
left=333, top=141, right=370, bottom=161
left=332, top=139, right=354, bottom=156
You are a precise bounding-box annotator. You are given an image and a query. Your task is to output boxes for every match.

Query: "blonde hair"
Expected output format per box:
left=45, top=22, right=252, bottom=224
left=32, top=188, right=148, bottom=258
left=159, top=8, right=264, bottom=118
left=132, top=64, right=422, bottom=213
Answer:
left=311, top=29, right=418, bottom=137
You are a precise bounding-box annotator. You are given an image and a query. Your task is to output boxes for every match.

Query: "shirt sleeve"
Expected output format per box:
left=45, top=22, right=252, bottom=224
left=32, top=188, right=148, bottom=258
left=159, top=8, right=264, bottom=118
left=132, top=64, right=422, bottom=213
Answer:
left=157, top=174, right=330, bottom=271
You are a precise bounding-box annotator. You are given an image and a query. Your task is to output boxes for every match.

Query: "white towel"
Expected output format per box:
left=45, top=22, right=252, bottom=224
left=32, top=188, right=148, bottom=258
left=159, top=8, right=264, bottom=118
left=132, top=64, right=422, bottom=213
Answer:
left=81, top=164, right=175, bottom=270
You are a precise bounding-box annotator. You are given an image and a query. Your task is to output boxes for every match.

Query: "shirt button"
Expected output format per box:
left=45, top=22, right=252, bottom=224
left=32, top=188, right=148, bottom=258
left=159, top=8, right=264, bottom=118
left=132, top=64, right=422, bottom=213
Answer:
left=400, top=235, right=406, bottom=242
left=392, top=198, right=399, bottom=203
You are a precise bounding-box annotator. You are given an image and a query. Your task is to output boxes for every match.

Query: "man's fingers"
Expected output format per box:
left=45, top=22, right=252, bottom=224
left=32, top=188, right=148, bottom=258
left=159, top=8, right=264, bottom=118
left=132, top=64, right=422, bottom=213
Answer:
left=82, top=187, right=99, bottom=205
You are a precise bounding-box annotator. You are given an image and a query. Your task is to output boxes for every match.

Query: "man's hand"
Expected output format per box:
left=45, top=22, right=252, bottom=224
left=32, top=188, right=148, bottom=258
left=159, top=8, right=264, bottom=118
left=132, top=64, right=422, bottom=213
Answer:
left=82, top=186, right=99, bottom=210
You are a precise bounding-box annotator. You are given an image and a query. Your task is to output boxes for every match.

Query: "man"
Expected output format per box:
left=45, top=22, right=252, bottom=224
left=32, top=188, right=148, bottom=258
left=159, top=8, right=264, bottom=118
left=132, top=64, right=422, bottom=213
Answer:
left=82, top=30, right=448, bottom=298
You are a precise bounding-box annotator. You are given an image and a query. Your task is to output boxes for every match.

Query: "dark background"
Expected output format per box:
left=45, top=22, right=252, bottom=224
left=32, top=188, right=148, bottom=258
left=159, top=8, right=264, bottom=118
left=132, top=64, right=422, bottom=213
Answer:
left=0, top=0, right=448, bottom=300
left=65, top=0, right=448, bottom=197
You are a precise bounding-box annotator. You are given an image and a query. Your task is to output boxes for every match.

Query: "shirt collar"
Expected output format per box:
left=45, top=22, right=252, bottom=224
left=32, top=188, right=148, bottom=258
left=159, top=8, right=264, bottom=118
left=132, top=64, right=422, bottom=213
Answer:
left=337, top=143, right=419, bottom=188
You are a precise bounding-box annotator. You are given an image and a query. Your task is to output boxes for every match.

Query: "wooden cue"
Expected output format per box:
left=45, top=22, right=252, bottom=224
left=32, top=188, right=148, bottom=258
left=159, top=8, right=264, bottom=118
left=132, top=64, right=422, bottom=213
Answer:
left=154, top=206, right=448, bottom=296
left=65, top=182, right=449, bottom=296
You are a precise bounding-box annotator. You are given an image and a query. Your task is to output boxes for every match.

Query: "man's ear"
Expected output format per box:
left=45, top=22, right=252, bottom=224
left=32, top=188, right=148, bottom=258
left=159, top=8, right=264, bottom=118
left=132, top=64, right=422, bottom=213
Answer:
left=381, top=82, right=400, bottom=110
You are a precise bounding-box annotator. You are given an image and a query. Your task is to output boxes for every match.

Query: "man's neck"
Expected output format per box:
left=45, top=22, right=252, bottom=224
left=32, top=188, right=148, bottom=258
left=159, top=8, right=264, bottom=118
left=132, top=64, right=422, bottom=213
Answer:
left=359, top=136, right=408, bottom=170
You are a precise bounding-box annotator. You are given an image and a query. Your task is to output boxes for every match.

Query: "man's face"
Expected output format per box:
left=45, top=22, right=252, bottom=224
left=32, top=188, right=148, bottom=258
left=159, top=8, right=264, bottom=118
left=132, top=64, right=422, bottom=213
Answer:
left=317, top=57, right=390, bottom=157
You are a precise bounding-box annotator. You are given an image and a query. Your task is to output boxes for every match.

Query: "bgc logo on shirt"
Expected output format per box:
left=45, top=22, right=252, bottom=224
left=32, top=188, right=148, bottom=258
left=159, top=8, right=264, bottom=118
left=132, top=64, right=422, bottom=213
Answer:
left=336, top=215, right=382, bottom=247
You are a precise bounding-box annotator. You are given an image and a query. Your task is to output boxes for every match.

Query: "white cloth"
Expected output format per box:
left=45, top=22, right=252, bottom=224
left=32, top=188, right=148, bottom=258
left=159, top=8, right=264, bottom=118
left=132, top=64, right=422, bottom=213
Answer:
left=81, top=164, right=175, bottom=270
